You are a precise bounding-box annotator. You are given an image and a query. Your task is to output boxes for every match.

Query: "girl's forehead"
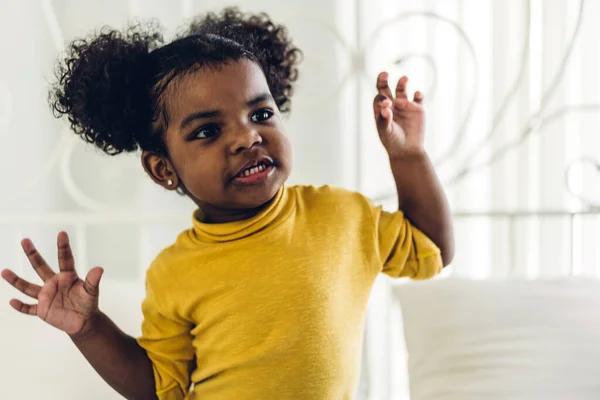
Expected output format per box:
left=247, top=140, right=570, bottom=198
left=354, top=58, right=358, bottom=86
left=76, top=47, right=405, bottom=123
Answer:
left=166, top=60, right=269, bottom=113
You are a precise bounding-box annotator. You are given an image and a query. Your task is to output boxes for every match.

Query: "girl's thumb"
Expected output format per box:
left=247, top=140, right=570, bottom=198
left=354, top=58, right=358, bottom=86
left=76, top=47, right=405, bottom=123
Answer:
left=83, top=267, right=104, bottom=297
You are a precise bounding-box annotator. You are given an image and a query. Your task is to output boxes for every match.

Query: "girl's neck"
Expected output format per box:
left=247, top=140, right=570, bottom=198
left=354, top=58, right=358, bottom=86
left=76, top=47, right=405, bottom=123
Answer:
left=195, top=199, right=273, bottom=224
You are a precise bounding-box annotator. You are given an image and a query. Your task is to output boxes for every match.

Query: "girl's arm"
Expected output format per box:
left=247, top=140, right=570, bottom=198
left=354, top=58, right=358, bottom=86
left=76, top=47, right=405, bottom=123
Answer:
left=389, top=151, right=454, bottom=265
left=1, top=232, right=157, bottom=400
left=71, top=312, right=157, bottom=400
left=373, top=73, right=454, bottom=265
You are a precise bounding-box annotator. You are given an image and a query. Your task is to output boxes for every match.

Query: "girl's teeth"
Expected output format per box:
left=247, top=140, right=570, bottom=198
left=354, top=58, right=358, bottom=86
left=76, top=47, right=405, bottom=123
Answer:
left=240, top=163, right=270, bottom=178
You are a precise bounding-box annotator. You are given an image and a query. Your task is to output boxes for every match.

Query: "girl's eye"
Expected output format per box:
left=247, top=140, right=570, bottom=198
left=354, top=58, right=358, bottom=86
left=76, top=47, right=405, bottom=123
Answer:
left=192, top=124, right=220, bottom=139
left=251, top=109, right=274, bottom=123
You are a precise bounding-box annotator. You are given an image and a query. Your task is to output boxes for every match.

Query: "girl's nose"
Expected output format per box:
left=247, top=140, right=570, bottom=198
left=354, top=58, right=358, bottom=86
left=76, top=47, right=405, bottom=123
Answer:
left=228, top=124, right=263, bottom=155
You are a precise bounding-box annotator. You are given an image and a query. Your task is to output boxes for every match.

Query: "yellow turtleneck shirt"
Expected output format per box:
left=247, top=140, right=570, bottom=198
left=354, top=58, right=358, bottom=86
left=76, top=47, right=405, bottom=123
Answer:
left=137, top=185, right=442, bottom=400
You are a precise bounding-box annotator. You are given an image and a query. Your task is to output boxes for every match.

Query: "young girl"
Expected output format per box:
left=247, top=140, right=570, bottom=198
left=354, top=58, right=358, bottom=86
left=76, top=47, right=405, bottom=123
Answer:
left=1, top=7, right=453, bottom=400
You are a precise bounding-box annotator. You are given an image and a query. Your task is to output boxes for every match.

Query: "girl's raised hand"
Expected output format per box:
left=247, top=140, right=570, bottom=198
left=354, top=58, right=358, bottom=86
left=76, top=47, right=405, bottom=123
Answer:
left=1, top=232, right=103, bottom=337
left=373, top=72, right=426, bottom=157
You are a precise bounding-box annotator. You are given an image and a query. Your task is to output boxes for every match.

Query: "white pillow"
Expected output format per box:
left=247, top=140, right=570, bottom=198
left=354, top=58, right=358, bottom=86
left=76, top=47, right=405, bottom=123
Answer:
left=394, top=278, right=600, bottom=400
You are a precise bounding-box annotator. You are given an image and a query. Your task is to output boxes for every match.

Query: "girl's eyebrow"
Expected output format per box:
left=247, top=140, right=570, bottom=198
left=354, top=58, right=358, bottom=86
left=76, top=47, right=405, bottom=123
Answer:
left=179, top=92, right=275, bottom=131
left=247, top=92, right=274, bottom=106
left=180, top=110, right=221, bottom=130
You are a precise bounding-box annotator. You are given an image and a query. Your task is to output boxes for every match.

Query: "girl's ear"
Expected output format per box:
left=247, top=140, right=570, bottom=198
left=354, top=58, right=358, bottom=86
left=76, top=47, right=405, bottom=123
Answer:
left=141, top=151, right=179, bottom=190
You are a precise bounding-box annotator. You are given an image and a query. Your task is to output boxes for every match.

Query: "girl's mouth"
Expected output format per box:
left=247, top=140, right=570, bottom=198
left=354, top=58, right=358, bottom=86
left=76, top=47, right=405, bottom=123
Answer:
left=232, top=162, right=275, bottom=185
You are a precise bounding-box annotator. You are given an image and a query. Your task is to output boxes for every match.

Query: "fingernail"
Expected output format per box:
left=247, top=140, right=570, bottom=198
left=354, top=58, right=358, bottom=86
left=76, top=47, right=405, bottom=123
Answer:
left=58, top=231, right=69, bottom=244
left=21, top=239, right=34, bottom=252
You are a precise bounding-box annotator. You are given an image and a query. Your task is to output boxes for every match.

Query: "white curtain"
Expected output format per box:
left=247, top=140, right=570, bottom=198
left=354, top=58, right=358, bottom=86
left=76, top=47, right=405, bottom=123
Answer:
left=1, top=1, right=599, bottom=399
left=360, top=1, right=600, bottom=398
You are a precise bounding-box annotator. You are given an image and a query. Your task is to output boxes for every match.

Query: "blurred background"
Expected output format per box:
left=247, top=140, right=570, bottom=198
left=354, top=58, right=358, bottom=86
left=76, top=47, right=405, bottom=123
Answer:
left=0, top=0, right=599, bottom=399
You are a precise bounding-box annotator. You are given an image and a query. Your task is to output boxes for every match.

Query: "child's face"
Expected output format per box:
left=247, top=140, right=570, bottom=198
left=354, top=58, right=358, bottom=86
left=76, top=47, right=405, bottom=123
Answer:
left=160, top=59, right=293, bottom=219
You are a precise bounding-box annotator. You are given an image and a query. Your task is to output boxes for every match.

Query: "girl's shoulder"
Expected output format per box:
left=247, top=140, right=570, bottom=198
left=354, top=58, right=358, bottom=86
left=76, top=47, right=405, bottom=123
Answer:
left=287, top=184, right=374, bottom=212
left=143, top=235, right=198, bottom=287
left=288, top=184, right=369, bottom=201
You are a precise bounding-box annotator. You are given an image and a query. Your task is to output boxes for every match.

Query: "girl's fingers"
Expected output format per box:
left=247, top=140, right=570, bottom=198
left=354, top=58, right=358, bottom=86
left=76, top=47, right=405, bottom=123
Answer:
left=373, top=94, right=393, bottom=132
left=394, top=96, right=423, bottom=112
left=1, top=269, right=41, bottom=299
left=376, top=72, right=394, bottom=100
left=393, top=97, right=410, bottom=112
left=373, top=94, right=392, bottom=114
left=21, top=239, right=55, bottom=282
left=9, top=299, right=38, bottom=316
left=57, top=232, right=76, bottom=273
left=395, top=76, right=409, bottom=100
left=414, top=91, right=424, bottom=104
left=381, top=108, right=392, bottom=119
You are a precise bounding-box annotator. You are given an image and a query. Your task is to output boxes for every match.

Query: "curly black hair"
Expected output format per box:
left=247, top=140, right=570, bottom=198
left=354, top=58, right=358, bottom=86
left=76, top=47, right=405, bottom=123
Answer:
left=50, top=7, right=302, bottom=157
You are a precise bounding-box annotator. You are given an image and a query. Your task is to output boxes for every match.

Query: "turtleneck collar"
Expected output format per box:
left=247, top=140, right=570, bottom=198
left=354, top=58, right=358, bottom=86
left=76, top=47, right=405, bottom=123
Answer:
left=190, top=186, right=294, bottom=244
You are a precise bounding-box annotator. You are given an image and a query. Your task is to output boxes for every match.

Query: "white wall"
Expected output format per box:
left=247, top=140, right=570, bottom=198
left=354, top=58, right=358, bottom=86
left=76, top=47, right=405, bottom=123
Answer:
left=1, top=1, right=599, bottom=399
left=0, top=1, right=360, bottom=399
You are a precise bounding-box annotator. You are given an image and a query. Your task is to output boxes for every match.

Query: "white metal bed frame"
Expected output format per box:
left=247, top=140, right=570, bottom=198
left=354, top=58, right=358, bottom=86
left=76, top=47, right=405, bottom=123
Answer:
left=0, top=3, right=599, bottom=400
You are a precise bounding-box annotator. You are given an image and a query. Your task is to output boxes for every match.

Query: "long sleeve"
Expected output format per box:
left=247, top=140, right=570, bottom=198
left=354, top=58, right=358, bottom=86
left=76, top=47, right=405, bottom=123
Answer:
left=137, top=268, right=196, bottom=400
left=371, top=205, right=443, bottom=279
